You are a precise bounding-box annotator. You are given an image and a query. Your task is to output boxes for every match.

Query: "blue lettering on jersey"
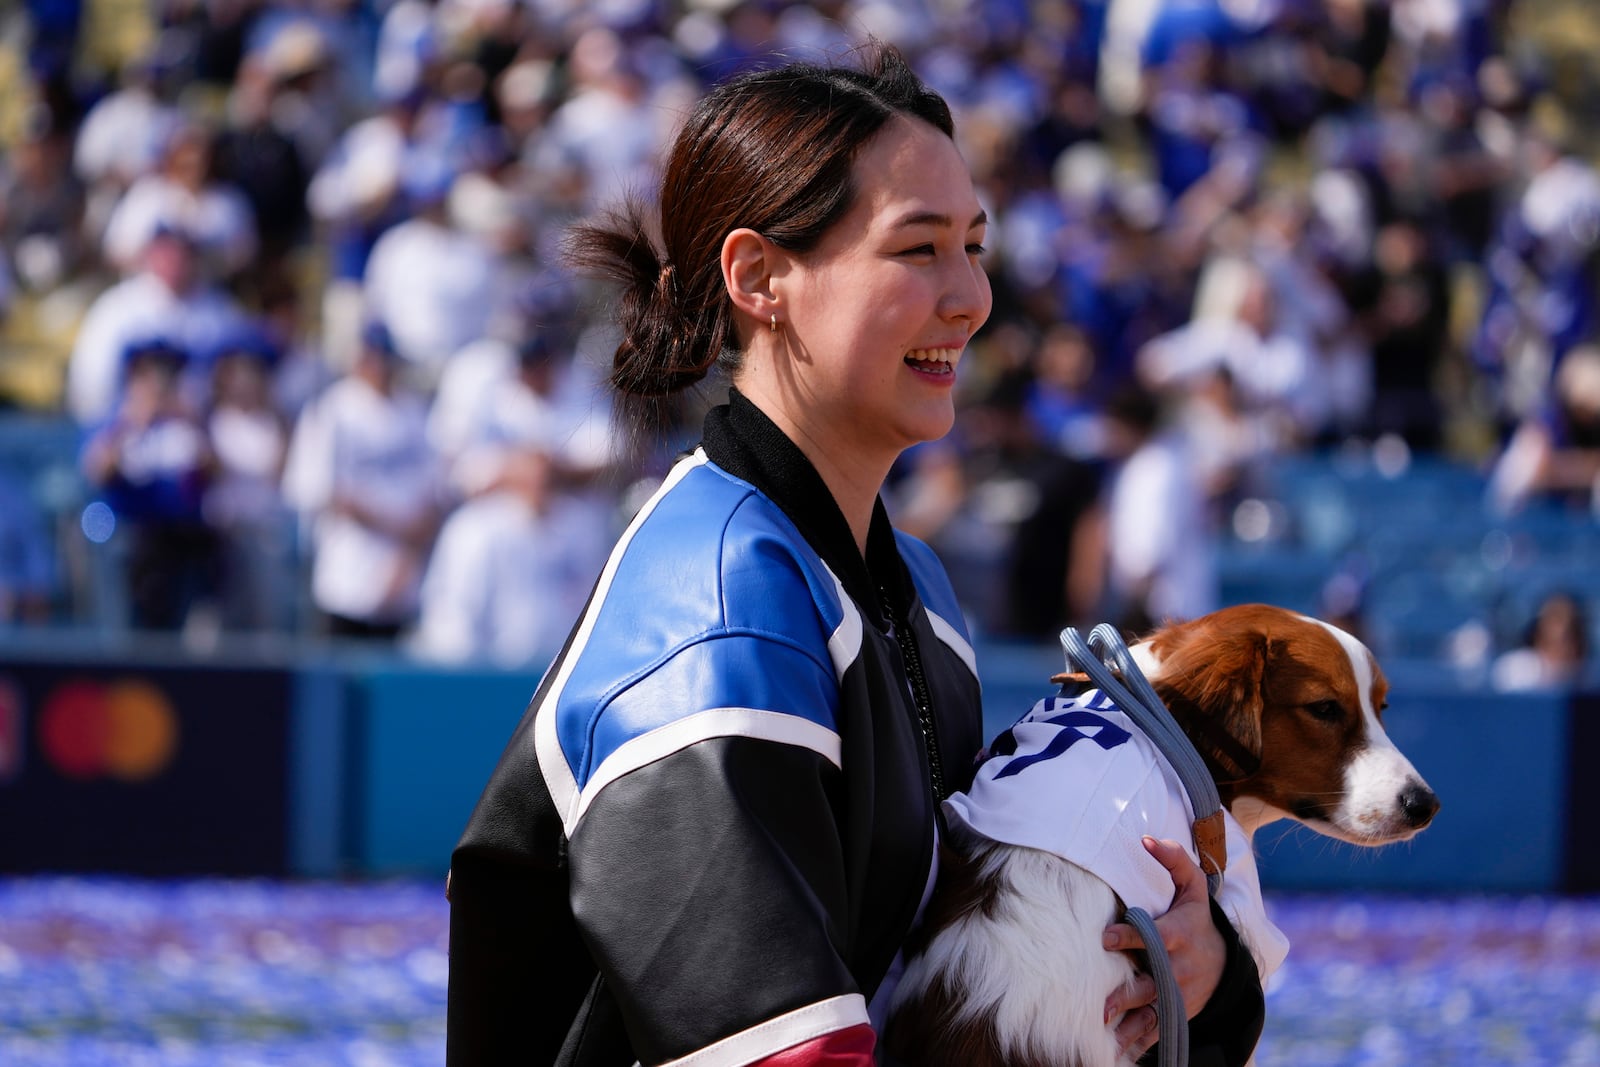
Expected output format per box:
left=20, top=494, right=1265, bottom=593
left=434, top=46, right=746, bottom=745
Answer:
left=990, top=708, right=1134, bottom=781
left=988, top=691, right=1121, bottom=758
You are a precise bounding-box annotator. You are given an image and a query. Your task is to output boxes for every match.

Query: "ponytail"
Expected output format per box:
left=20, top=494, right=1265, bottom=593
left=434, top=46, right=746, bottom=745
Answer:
left=565, top=198, right=735, bottom=437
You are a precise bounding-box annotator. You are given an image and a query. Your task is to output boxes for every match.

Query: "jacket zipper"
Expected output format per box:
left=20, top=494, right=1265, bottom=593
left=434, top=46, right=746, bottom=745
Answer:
left=883, top=589, right=946, bottom=803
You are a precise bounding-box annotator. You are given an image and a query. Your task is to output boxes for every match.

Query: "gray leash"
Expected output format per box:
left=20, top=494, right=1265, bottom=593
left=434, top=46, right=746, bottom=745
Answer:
left=1057, top=625, right=1229, bottom=1067
left=1121, top=905, right=1188, bottom=1067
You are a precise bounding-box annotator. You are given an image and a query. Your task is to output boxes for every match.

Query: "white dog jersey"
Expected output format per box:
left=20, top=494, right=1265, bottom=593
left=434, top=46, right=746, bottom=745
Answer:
left=943, top=691, right=1291, bottom=981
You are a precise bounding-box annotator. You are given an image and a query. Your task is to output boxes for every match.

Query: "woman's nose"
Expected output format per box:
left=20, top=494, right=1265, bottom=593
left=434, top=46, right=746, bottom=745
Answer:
left=943, top=257, right=992, bottom=327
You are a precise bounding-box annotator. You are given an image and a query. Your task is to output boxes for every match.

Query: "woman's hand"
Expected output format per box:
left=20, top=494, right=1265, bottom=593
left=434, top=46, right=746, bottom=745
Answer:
left=1103, top=836, right=1228, bottom=1059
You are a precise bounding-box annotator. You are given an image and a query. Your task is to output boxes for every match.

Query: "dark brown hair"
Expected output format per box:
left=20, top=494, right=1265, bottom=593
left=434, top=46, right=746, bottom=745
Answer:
left=565, top=42, right=954, bottom=433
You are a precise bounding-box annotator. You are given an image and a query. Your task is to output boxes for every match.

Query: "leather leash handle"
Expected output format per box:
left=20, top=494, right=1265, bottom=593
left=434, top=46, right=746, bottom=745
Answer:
left=1191, top=810, right=1228, bottom=881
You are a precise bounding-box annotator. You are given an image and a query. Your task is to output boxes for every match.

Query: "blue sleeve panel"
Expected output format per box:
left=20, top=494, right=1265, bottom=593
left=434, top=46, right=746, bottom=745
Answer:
left=552, top=457, right=850, bottom=796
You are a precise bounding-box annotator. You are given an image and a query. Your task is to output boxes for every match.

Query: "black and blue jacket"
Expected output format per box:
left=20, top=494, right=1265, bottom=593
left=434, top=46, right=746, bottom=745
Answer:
left=445, top=390, right=1261, bottom=1066
left=447, top=389, right=986, bottom=1065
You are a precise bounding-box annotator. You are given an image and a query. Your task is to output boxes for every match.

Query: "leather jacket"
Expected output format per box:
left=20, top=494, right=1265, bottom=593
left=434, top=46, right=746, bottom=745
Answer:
left=445, top=390, right=1262, bottom=1066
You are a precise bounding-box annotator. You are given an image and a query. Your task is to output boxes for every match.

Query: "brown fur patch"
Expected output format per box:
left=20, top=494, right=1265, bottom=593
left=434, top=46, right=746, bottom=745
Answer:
left=1145, top=604, right=1374, bottom=814
left=1147, top=615, right=1270, bottom=780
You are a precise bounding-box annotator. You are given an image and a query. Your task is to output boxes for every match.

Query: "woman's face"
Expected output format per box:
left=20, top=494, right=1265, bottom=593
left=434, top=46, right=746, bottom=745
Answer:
left=774, top=115, right=991, bottom=468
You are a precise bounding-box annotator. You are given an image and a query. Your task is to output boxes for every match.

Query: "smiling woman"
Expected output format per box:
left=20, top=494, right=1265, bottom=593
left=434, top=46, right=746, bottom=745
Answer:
left=564, top=44, right=990, bottom=542
left=445, top=42, right=1263, bottom=1067
left=724, top=113, right=992, bottom=540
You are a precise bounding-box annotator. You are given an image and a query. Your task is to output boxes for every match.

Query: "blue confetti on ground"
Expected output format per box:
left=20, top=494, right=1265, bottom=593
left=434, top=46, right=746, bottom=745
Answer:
left=1259, top=893, right=1600, bottom=1067
left=0, top=879, right=1596, bottom=1066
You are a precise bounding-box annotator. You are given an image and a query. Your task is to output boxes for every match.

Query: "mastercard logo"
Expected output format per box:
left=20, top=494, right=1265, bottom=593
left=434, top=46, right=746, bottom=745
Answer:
left=37, top=679, right=180, bottom=782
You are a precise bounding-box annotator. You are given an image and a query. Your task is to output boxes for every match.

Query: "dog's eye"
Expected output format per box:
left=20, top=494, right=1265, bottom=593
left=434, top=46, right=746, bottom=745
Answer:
left=1304, top=699, right=1344, bottom=722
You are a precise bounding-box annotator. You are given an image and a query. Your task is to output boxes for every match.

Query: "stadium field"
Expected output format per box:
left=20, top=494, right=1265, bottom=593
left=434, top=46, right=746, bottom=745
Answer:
left=0, top=877, right=1595, bottom=1066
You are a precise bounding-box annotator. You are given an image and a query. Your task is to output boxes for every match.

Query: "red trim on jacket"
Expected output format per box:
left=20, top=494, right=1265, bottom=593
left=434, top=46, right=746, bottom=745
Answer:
left=751, top=1023, right=876, bottom=1066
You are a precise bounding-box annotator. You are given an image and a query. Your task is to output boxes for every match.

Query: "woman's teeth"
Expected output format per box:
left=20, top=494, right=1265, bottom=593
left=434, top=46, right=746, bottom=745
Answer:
left=906, top=349, right=958, bottom=373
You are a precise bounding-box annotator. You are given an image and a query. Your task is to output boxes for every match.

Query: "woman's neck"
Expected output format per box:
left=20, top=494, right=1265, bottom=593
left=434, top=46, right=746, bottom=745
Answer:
left=740, top=395, right=890, bottom=556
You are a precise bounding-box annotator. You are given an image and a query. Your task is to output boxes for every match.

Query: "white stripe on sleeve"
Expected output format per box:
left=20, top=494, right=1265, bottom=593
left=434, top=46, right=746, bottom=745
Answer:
left=569, top=707, right=843, bottom=833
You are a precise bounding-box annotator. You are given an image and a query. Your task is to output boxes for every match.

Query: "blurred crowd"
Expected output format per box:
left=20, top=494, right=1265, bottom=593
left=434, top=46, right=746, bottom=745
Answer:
left=0, top=0, right=1597, bottom=680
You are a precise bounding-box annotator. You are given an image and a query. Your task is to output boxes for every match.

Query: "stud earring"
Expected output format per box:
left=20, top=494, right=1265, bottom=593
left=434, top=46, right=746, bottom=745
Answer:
left=770, top=313, right=777, bottom=333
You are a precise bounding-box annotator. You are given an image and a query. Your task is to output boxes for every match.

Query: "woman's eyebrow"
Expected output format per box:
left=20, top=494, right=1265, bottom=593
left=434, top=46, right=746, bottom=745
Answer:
left=891, top=209, right=990, bottom=230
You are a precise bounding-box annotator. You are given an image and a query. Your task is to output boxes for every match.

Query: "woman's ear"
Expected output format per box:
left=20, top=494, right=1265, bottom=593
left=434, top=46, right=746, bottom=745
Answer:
left=722, top=228, right=783, bottom=334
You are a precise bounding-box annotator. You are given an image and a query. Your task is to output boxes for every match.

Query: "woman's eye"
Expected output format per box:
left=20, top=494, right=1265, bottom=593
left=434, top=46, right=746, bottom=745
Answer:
left=1304, top=700, right=1344, bottom=723
left=967, top=243, right=987, bottom=256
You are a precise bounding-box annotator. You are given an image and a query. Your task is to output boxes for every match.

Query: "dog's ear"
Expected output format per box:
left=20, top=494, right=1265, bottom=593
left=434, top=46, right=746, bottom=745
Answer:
left=1151, top=625, right=1268, bottom=781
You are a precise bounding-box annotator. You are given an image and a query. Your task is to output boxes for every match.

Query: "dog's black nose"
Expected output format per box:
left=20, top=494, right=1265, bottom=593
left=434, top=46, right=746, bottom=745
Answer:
left=1399, top=782, right=1440, bottom=828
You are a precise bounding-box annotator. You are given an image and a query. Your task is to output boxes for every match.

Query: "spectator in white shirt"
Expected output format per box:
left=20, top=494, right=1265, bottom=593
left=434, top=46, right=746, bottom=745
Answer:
left=362, top=153, right=498, bottom=378
left=281, top=319, right=448, bottom=639
left=66, top=221, right=251, bottom=427
left=415, top=296, right=625, bottom=664
left=426, top=269, right=579, bottom=470
left=72, top=55, right=186, bottom=246
left=1137, top=255, right=1322, bottom=440
left=452, top=318, right=624, bottom=507
left=305, top=90, right=426, bottom=370
left=1101, top=383, right=1218, bottom=633
left=411, top=444, right=597, bottom=667
left=203, top=326, right=296, bottom=632
left=1492, top=590, right=1592, bottom=692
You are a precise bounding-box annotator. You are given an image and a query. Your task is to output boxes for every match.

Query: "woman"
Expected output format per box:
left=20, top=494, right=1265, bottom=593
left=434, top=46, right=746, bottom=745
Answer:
left=1492, top=589, right=1592, bottom=692
left=447, top=45, right=1263, bottom=1066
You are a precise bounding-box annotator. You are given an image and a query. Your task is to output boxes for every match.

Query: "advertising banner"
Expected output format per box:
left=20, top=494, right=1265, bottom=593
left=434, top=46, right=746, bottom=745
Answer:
left=0, top=659, right=293, bottom=875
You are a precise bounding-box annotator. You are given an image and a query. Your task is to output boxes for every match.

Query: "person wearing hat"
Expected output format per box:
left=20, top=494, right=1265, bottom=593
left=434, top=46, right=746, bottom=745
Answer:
left=425, top=269, right=581, bottom=466
left=80, top=337, right=222, bottom=631
left=281, top=317, right=448, bottom=639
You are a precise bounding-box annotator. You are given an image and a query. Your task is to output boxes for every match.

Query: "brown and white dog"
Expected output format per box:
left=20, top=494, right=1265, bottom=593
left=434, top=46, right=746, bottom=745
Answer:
left=884, top=603, right=1440, bottom=1067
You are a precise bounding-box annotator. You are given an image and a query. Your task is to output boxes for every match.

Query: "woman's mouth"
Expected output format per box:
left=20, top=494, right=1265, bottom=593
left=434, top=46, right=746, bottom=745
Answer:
left=905, top=348, right=960, bottom=376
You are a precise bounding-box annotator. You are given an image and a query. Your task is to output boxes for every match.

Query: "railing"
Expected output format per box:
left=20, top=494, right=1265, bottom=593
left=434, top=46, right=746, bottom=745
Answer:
left=0, top=628, right=1593, bottom=893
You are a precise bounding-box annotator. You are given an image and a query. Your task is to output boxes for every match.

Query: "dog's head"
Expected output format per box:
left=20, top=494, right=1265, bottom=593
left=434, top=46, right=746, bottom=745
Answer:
left=1134, top=603, right=1439, bottom=846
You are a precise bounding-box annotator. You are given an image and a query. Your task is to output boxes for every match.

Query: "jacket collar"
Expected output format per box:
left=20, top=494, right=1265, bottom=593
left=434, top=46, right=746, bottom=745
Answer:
left=700, top=388, right=912, bottom=631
